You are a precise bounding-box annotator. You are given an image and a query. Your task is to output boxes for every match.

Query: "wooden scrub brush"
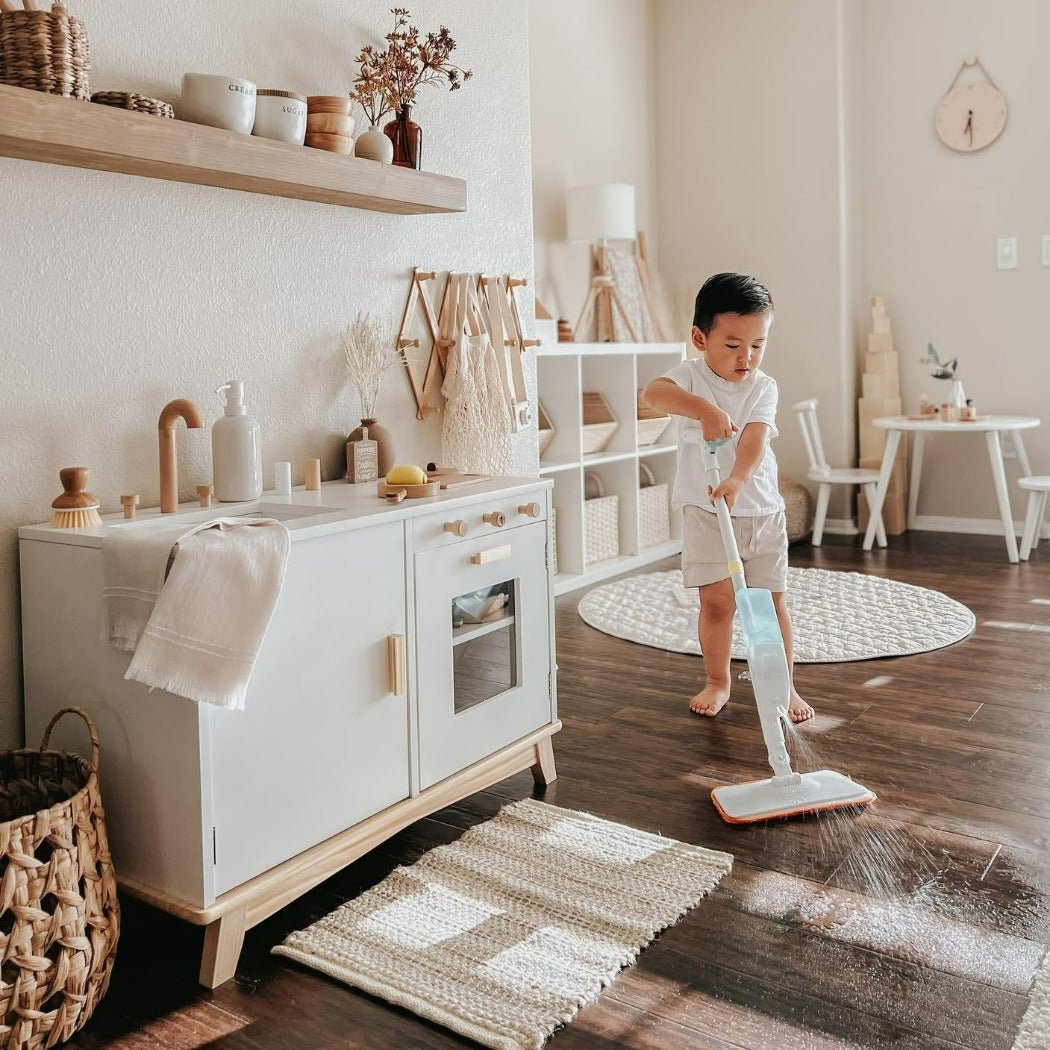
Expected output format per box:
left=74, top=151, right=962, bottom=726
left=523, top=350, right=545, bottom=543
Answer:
left=50, top=467, right=102, bottom=528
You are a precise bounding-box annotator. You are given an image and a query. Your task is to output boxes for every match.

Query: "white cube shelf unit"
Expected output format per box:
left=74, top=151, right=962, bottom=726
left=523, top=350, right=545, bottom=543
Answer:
left=537, top=341, right=687, bottom=595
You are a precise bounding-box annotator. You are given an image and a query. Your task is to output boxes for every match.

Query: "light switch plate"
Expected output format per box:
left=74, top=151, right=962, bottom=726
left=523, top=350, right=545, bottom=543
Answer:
left=1042, top=234, right=1050, bottom=267
left=997, top=236, right=1018, bottom=270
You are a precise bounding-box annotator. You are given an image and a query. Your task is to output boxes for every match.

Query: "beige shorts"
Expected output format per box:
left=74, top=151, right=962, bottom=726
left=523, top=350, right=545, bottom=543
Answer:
left=682, top=507, right=788, bottom=591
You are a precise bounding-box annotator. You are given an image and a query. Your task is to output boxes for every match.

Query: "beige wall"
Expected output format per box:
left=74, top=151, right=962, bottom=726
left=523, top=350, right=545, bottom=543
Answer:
left=528, top=0, right=659, bottom=326
left=862, top=0, right=1049, bottom=525
left=0, top=0, right=536, bottom=747
left=652, top=0, right=859, bottom=516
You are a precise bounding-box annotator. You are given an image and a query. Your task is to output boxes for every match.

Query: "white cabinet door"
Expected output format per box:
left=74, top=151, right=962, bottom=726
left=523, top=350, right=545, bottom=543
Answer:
left=416, top=521, right=552, bottom=789
left=207, top=523, right=409, bottom=897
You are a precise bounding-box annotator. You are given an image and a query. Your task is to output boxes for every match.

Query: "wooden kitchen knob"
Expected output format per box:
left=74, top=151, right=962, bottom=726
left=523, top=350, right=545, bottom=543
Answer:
left=518, top=502, right=540, bottom=518
left=197, top=485, right=213, bottom=508
left=120, top=494, right=140, bottom=520
left=483, top=511, right=506, bottom=528
left=443, top=520, right=468, bottom=537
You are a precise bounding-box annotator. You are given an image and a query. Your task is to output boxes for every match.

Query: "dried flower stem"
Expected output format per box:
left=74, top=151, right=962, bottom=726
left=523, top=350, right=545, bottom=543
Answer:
left=342, top=313, right=401, bottom=419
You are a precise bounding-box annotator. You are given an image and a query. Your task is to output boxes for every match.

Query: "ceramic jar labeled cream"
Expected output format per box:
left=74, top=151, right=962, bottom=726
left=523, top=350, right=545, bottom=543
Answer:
left=180, top=73, right=257, bottom=134
left=253, top=90, right=308, bottom=145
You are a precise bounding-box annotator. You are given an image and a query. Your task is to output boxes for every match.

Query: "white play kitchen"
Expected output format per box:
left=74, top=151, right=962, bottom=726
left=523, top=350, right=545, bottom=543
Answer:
left=19, top=475, right=558, bottom=988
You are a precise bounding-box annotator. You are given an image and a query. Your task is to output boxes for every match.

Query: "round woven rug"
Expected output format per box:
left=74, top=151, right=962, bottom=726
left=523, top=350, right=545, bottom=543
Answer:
left=577, top=568, right=975, bottom=663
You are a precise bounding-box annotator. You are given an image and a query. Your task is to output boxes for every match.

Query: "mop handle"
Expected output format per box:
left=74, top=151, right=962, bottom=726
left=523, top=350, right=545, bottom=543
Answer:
left=700, top=439, right=747, bottom=593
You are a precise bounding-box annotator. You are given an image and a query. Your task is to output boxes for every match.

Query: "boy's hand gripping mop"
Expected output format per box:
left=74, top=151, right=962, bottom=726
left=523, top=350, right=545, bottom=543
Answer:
left=702, top=440, right=876, bottom=824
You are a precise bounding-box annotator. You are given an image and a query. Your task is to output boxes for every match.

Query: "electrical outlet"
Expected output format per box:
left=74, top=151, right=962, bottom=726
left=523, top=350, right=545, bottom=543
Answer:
left=997, top=236, right=1018, bottom=270
left=1042, top=234, right=1050, bottom=267
left=1000, top=431, right=1017, bottom=459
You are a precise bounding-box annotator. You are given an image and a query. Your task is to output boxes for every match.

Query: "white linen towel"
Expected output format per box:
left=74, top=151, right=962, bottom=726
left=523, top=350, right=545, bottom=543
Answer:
left=103, top=518, right=290, bottom=710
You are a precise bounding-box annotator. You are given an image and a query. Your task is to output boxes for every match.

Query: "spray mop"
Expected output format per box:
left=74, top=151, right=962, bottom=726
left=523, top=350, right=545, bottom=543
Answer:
left=701, top=439, right=876, bottom=824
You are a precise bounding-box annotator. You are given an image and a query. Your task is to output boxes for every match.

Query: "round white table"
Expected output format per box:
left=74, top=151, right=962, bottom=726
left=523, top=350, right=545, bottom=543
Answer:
left=865, top=415, right=1041, bottom=562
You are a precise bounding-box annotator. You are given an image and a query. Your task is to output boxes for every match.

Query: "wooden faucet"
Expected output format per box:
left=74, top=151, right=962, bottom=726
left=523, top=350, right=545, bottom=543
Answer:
left=159, top=399, right=205, bottom=513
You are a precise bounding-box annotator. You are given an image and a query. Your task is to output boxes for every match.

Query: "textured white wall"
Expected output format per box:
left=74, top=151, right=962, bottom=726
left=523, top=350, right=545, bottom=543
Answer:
left=862, top=0, right=1050, bottom=523
left=1, top=0, right=536, bottom=747
left=652, top=0, right=857, bottom=515
left=528, top=0, right=659, bottom=327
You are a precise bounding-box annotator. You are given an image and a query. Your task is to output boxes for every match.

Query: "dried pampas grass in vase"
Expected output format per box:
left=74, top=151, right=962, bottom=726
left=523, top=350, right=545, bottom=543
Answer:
left=342, top=313, right=401, bottom=477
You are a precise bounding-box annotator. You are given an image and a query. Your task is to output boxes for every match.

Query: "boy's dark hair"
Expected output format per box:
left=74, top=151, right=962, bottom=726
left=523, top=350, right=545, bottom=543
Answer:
left=692, top=273, right=774, bottom=333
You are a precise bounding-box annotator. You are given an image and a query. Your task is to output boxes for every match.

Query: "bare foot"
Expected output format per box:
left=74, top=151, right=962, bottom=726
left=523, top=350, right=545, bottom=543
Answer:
left=690, top=683, right=731, bottom=717
left=787, top=690, right=815, bottom=723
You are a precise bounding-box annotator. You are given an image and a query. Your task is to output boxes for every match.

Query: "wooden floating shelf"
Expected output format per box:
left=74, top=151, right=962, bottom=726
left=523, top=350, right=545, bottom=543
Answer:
left=0, top=85, right=466, bottom=215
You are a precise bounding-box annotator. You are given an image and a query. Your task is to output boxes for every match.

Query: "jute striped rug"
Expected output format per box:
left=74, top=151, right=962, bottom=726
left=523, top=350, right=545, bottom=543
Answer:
left=273, top=798, right=732, bottom=1049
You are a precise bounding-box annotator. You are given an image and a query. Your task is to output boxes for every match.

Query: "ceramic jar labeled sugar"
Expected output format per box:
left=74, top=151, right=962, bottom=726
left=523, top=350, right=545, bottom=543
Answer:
left=253, top=90, right=308, bottom=146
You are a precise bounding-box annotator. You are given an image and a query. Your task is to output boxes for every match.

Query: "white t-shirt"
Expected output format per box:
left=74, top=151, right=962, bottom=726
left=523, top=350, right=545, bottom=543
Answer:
left=663, top=357, right=785, bottom=516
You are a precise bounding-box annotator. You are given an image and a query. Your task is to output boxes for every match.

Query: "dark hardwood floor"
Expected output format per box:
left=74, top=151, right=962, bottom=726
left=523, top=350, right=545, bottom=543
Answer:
left=70, top=531, right=1050, bottom=1049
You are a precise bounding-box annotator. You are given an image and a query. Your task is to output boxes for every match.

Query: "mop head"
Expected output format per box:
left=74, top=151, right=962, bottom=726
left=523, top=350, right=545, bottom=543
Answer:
left=711, top=769, right=876, bottom=825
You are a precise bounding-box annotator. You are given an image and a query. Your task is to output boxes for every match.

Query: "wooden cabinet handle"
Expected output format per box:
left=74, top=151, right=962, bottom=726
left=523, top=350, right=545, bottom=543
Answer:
left=471, top=544, right=511, bottom=566
left=443, top=520, right=468, bottom=537
left=518, top=502, right=540, bottom=518
left=387, top=634, right=406, bottom=696
left=483, top=511, right=506, bottom=528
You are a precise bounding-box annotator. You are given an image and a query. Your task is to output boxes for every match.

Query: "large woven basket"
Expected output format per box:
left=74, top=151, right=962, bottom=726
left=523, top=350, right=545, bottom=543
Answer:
left=779, top=478, right=814, bottom=543
left=639, top=462, right=670, bottom=548
left=584, top=471, right=619, bottom=565
left=0, top=708, right=119, bottom=1048
left=0, top=5, right=91, bottom=100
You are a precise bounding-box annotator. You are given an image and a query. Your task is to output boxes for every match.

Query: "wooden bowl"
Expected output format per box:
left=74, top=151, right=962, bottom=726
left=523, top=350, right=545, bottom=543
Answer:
left=377, top=480, right=440, bottom=501
left=306, top=112, right=353, bottom=135
left=305, top=132, right=353, bottom=154
left=307, top=95, right=352, bottom=114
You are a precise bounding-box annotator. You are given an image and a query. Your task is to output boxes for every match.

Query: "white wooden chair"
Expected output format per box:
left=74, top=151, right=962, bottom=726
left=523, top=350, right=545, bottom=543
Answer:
left=1019, top=476, right=1050, bottom=561
left=793, top=398, right=887, bottom=547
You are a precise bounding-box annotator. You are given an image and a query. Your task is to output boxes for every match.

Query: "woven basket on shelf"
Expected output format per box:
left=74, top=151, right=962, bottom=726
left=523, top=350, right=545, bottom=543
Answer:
left=91, top=90, right=173, bottom=118
left=584, top=471, right=619, bottom=565
left=779, top=478, right=814, bottom=543
left=0, top=707, right=119, bottom=1049
left=0, top=5, right=91, bottom=100
left=581, top=392, right=618, bottom=455
left=639, top=461, right=670, bottom=548
left=636, top=389, right=671, bottom=447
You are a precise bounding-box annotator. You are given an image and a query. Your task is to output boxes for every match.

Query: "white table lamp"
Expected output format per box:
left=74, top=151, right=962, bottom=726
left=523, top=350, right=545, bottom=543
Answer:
left=566, top=183, right=636, bottom=245
left=565, top=183, right=639, bottom=342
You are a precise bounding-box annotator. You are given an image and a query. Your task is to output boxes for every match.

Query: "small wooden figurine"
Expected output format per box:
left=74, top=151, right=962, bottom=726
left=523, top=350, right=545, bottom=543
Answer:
left=347, top=427, right=379, bottom=484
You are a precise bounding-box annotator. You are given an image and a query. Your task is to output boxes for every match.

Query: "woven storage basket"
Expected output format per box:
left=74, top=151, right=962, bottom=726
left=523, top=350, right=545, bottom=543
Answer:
left=639, top=462, right=670, bottom=548
left=636, top=389, right=672, bottom=447
left=0, top=707, right=119, bottom=1048
left=581, top=392, right=618, bottom=455
left=584, top=471, right=619, bottom=565
left=0, top=6, right=91, bottom=100
left=779, top=478, right=814, bottom=543
left=537, top=403, right=555, bottom=459
left=91, top=90, right=173, bottom=118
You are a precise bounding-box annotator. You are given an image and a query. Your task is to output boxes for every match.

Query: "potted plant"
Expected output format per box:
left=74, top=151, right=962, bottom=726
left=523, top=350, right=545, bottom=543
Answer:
left=351, top=45, right=395, bottom=163
left=920, top=343, right=965, bottom=410
left=342, top=313, right=402, bottom=476
left=380, top=7, right=472, bottom=170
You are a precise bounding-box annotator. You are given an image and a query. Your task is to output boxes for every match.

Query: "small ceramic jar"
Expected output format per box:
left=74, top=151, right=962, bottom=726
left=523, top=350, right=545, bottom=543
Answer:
left=180, top=73, right=256, bottom=134
left=253, top=90, right=308, bottom=145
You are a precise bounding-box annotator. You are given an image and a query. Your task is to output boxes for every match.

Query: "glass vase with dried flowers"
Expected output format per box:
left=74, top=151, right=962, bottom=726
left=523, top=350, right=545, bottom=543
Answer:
left=380, top=7, right=472, bottom=169
left=342, top=313, right=402, bottom=477
left=351, top=44, right=395, bottom=163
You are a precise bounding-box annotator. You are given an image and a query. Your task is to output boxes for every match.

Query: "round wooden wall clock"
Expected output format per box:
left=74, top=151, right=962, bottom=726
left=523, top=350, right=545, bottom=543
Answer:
left=935, top=56, right=1007, bottom=152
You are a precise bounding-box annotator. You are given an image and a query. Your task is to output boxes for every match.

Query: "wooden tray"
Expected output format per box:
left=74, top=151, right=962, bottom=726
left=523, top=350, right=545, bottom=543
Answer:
left=425, top=467, right=491, bottom=489
left=377, top=480, right=440, bottom=500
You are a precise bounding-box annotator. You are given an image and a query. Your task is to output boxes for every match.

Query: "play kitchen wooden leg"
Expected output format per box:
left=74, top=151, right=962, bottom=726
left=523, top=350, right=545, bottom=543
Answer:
left=199, top=904, right=247, bottom=989
left=907, top=431, right=925, bottom=529
left=862, top=428, right=901, bottom=551
left=986, top=430, right=1020, bottom=563
left=531, top=735, right=557, bottom=787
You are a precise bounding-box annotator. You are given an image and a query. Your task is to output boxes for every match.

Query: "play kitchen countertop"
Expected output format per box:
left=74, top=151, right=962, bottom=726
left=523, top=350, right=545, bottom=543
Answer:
left=18, top=475, right=550, bottom=547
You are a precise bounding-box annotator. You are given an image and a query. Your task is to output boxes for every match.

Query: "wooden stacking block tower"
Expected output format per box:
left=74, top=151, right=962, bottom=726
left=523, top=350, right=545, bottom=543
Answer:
left=858, top=297, right=908, bottom=534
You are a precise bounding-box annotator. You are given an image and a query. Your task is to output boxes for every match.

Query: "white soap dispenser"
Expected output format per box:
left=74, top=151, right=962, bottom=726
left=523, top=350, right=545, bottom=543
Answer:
left=212, top=380, right=263, bottom=502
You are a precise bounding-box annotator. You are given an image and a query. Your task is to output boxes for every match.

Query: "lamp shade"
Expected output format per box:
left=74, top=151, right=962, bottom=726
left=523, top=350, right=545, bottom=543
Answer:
left=566, top=183, right=636, bottom=243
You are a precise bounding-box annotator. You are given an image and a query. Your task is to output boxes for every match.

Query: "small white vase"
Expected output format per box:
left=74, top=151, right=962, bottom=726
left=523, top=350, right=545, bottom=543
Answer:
left=355, top=126, right=394, bottom=163
left=949, top=378, right=966, bottom=408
